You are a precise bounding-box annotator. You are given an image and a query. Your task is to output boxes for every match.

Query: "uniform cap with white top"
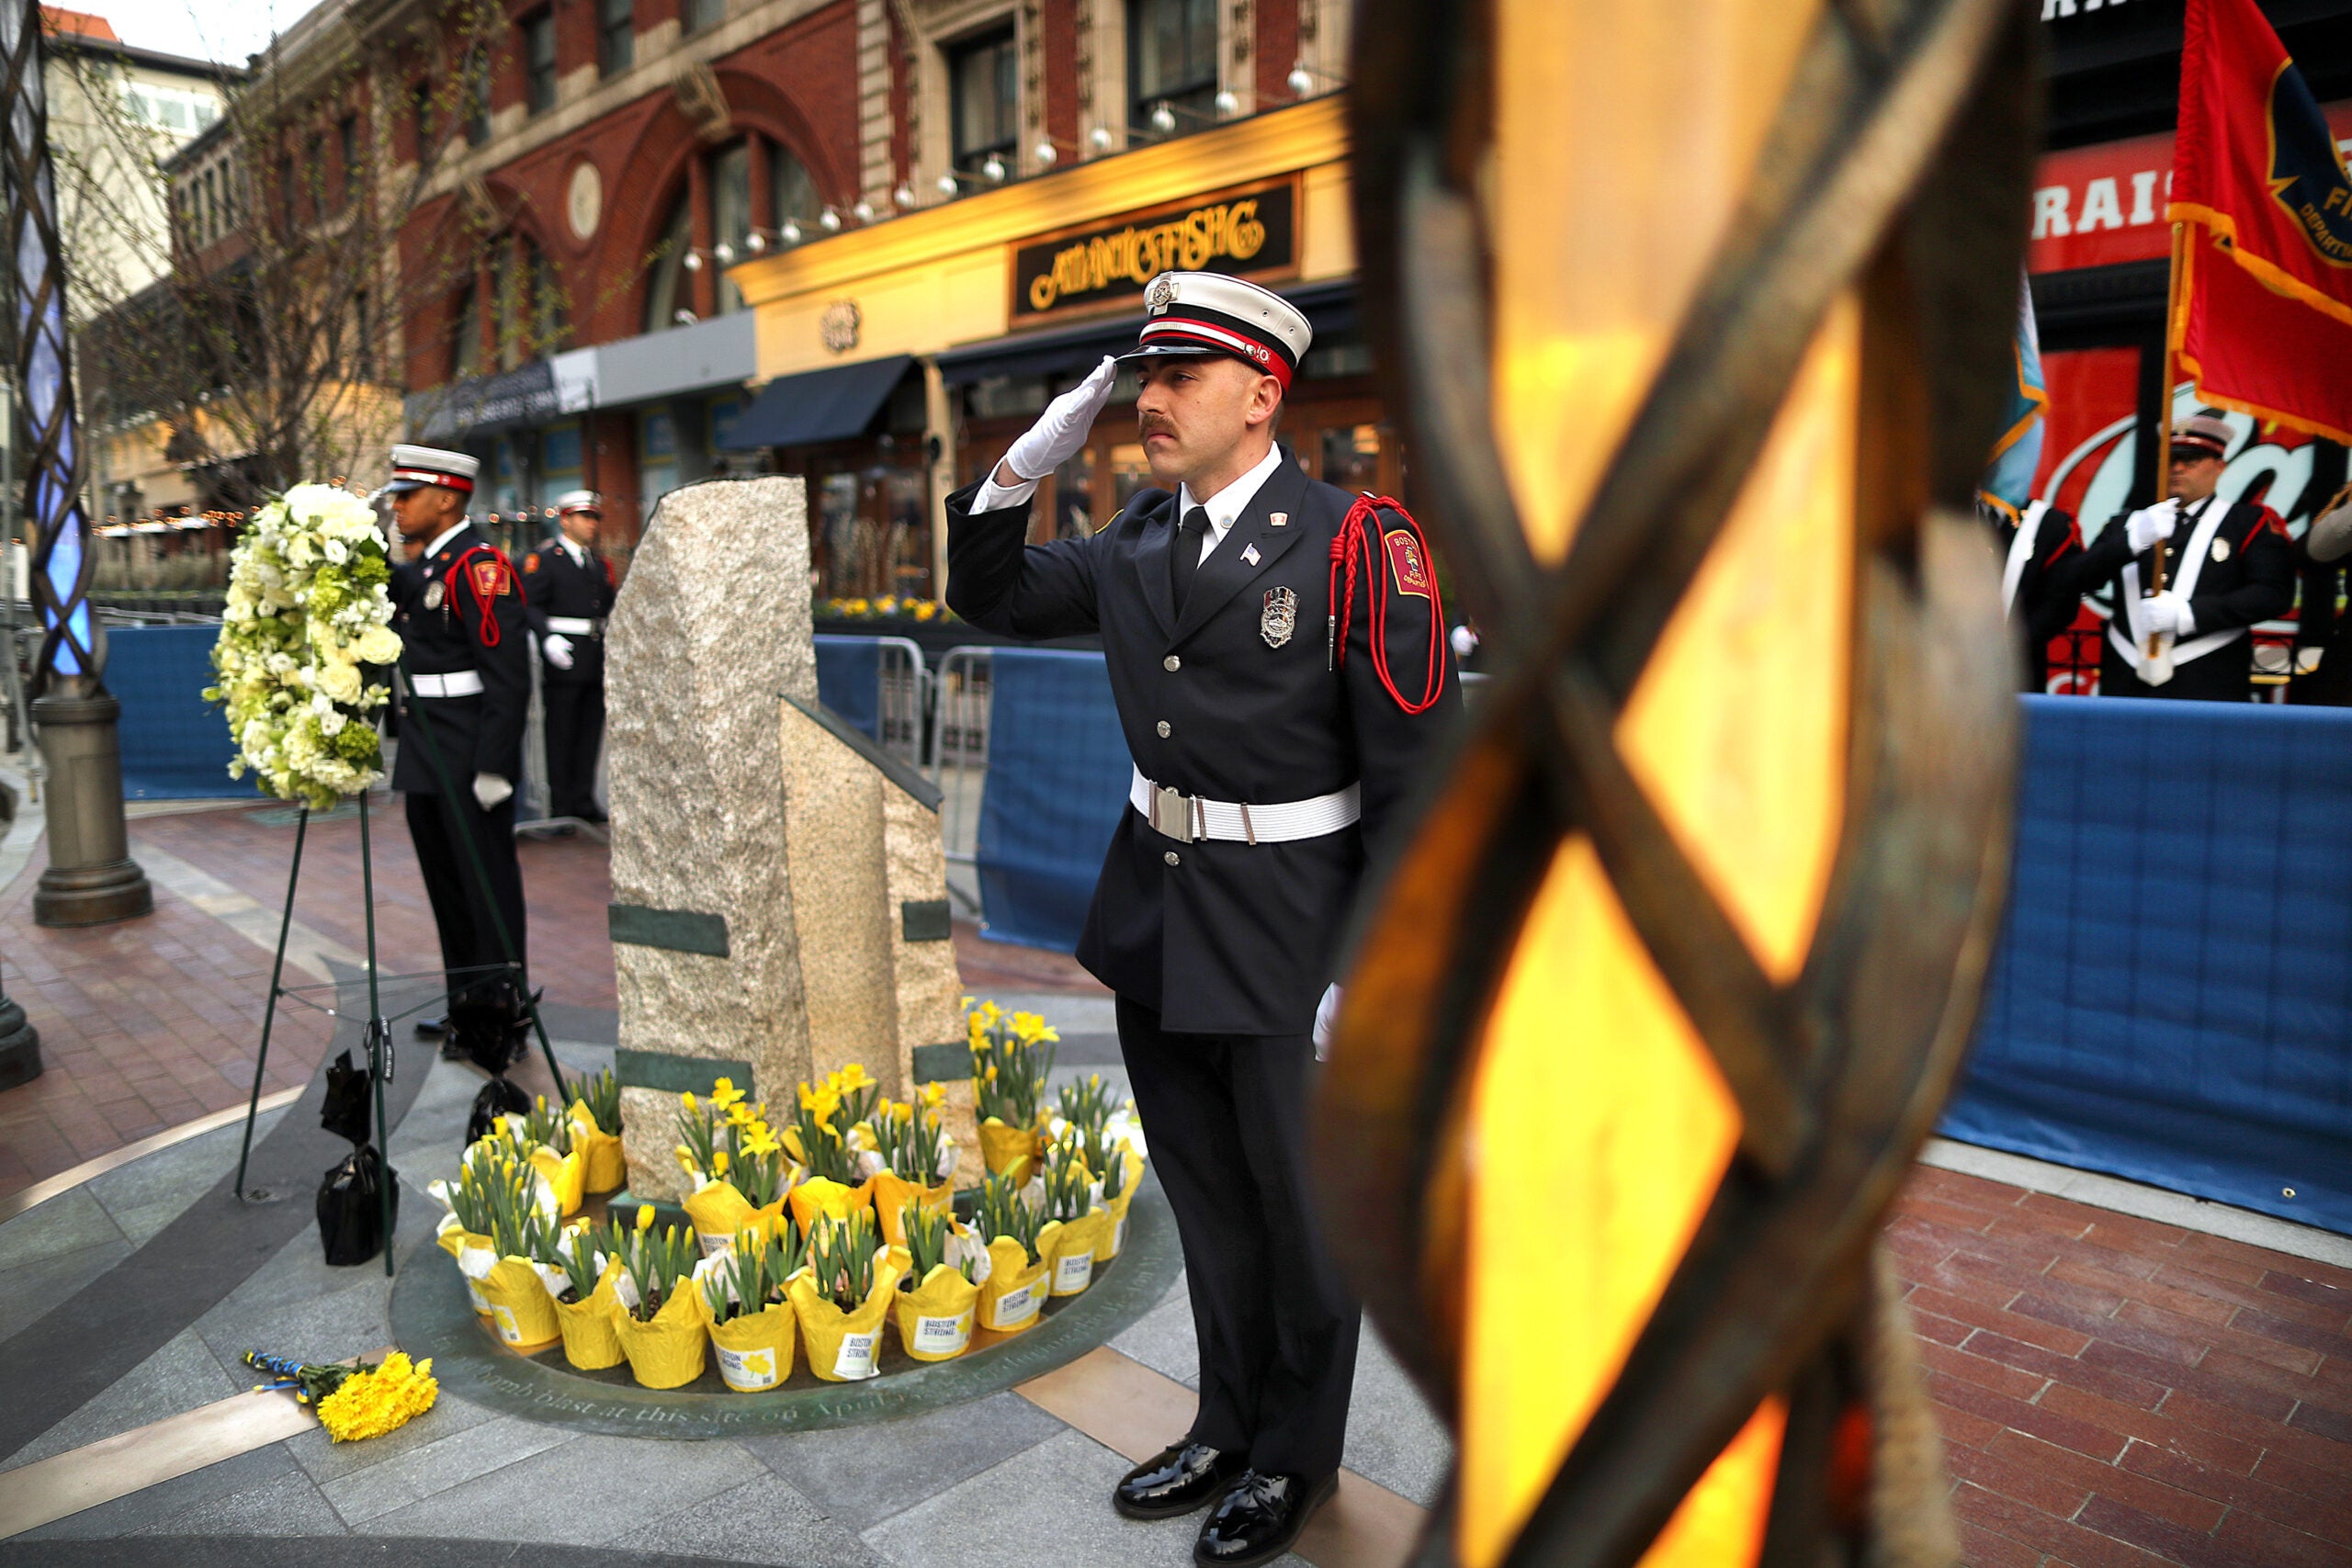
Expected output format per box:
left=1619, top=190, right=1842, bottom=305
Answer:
left=1116, top=272, right=1314, bottom=389
left=2171, top=411, right=2233, bottom=460
left=555, top=490, right=604, bottom=514
left=382, top=444, right=480, bottom=495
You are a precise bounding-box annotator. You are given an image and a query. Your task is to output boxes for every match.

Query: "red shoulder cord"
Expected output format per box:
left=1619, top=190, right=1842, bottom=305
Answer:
left=447, top=545, right=508, bottom=648
left=1327, top=494, right=1448, bottom=714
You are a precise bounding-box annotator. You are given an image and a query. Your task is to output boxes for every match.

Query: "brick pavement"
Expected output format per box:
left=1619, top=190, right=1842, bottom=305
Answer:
left=1894, top=1164, right=2352, bottom=1567
left=5, top=797, right=2350, bottom=1566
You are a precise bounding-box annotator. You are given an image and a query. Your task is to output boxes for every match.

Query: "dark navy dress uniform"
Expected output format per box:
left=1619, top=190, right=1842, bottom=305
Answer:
left=2083, top=496, right=2293, bottom=702
left=388, top=473, right=532, bottom=1045
left=522, top=522, right=616, bottom=821
left=1991, top=500, right=2091, bottom=692
left=948, top=412, right=1458, bottom=1495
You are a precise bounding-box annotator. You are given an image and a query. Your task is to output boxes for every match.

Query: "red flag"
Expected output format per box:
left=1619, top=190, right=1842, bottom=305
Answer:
left=2169, top=0, right=2352, bottom=444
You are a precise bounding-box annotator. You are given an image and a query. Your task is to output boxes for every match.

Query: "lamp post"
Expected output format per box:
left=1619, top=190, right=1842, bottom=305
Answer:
left=1, top=0, right=150, bottom=927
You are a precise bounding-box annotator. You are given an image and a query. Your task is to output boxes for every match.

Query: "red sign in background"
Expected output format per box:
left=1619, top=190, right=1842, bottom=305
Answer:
left=2027, top=100, right=2352, bottom=275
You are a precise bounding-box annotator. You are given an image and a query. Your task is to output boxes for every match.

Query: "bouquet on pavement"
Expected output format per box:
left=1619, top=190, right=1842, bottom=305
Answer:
left=243, top=1349, right=437, bottom=1442
left=970, top=1002, right=1057, bottom=1184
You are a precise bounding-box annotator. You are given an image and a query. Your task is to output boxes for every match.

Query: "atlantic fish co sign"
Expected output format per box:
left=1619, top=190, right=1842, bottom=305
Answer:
left=1010, top=178, right=1298, bottom=322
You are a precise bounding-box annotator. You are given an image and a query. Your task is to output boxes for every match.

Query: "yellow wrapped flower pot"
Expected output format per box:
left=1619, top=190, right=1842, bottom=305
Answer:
left=612, top=1284, right=708, bottom=1389
left=526, top=1145, right=587, bottom=1218
left=435, top=1219, right=496, bottom=1317
left=683, top=1175, right=788, bottom=1258
left=1095, top=1149, right=1147, bottom=1262
left=893, top=1262, right=980, bottom=1361
left=549, top=1263, right=627, bottom=1371
left=977, top=1118, right=1044, bottom=1185
left=976, top=1235, right=1048, bottom=1334
left=786, top=1269, right=896, bottom=1382
left=475, top=1257, right=563, bottom=1352
left=786, top=1174, right=875, bottom=1236
left=1040, top=1212, right=1111, bottom=1297
left=565, top=1074, right=628, bottom=1194
left=872, top=1169, right=953, bottom=1248
left=707, top=1301, right=797, bottom=1391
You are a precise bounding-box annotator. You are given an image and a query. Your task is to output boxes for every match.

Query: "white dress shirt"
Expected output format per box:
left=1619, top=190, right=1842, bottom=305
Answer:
left=972, top=440, right=1286, bottom=569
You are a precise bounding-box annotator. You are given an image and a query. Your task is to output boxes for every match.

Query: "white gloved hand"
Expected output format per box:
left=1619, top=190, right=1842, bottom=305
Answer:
left=472, top=773, right=514, bottom=811
left=1312, top=984, right=1342, bottom=1062
left=2140, top=590, right=2194, bottom=638
left=2125, top=501, right=2177, bottom=554
left=1001, top=355, right=1119, bottom=482
left=2297, top=646, right=2325, bottom=675
left=542, top=633, right=574, bottom=671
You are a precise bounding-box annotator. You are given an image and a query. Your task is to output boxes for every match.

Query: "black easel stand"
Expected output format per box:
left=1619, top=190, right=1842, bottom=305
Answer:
left=232, top=657, right=569, bottom=1275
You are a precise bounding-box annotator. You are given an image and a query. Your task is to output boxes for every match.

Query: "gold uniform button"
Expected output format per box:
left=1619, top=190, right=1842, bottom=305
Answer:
left=1164, top=655, right=1181, bottom=671
left=1156, top=720, right=1171, bottom=738
left=1164, top=850, right=1181, bottom=866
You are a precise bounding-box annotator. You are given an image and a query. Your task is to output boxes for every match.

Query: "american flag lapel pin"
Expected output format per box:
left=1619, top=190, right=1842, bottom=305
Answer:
left=1242, top=544, right=1261, bottom=567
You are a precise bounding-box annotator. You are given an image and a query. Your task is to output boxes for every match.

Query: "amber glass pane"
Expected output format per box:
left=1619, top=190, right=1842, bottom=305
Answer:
left=1487, top=0, right=1823, bottom=561
left=1618, top=296, right=1859, bottom=981
left=1459, top=837, right=1742, bottom=1568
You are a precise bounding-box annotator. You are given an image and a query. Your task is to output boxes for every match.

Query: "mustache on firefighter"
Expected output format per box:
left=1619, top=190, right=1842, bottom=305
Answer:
left=1139, top=414, right=1178, bottom=439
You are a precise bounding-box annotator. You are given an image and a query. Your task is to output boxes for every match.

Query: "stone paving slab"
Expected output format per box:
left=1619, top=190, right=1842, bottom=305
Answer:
left=605, top=1470, right=888, bottom=1566
left=740, top=1391, right=1068, bottom=1533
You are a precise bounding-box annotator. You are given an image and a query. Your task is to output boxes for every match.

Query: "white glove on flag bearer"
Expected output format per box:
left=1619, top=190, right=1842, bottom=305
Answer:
left=2125, top=500, right=2178, bottom=554
left=1001, top=356, right=1119, bottom=481
left=2139, top=590, right=2195, bottom=639
left=473, top=773, right=514, bottom=811
left=543, top=633, right=574, bottom=671
left=1313, top=985, right=1341, bottom=1062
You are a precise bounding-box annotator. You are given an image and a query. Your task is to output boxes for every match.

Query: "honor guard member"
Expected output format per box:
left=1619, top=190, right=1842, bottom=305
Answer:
left=523, top=491, right=617, bottom=825
left=2081, top=410, right=2293, bottom=703
left=384, top=445, right=534, bottom=1065
left=945, top=273, right=1458, bottom=1567
left=2290, top=479, right=2352, bottom=705
left=1984, top=495, right=2091, bottom=692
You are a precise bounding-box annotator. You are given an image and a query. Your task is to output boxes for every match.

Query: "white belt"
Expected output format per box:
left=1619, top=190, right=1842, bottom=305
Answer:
left=545, top=616, right=601, bottom=636
left=410, top=670, right=484, bottom=698
left=1130, top=766, right=1360, bottom=844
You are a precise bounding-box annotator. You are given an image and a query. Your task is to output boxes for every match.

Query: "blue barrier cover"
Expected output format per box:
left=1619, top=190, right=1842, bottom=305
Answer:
left=108, top=626, right=241, bottom=799
left=974, top=648, right=1131, bottom=952
left=813, top=635, right=881, bottom=741
left=1947, top=694, right=2352, bottom=1235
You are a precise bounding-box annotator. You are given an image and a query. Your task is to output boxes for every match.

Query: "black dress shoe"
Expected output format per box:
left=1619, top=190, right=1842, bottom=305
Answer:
left=1194, top=1470, right=1337, bottom=1568
left=414, top=1014, right=447, bottom=1039
left=1113, top=1441, right=1245, bottom=1520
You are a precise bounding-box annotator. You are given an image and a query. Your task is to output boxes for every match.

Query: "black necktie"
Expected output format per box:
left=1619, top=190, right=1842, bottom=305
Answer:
left=1172, top=506, right=1210, bottom=612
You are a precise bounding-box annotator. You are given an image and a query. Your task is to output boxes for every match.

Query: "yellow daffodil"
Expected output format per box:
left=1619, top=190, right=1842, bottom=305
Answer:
left=681, top=1092, right=698, bottom=1116
left=839, top=1063, right=873, bottom=1093
left=920, top=1081, right=946, bottom=1111
left=890, top=1100, right=914, bottom=1124
left=742, top=1127, right=780, bottom=1158
left=711, top=1149, right=730, bottom=1176
left=636, top=1204, right=655, bottom=1232
left=710, top=1077, right=742, bottom=1110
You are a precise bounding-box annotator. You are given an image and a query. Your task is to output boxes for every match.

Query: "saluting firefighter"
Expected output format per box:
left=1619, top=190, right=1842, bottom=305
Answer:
left=523, top=491, right=617, bottom=826
left=946, top=273, right=1459, bottom=1567
left=1983, top=494, right=2091, bottom=692
left=2082, top=410, right=2293, bottom=702
left=383, top=445, right=534, bottom=1066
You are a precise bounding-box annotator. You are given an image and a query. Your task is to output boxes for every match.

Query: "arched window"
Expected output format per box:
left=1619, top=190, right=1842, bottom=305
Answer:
left=642, top=135, right=821, bottom=333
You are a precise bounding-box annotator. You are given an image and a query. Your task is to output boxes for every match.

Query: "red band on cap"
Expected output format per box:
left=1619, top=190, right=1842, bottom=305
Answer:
left=1139, top=319, right=1294, bottom=388
left=391, top=468, right=474, bottom=492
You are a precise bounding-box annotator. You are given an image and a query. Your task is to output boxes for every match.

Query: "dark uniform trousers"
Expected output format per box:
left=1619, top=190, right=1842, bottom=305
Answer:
left=946, top=446, right=1457, bottom=1482
left=522, top=539, right=616, bottom=819
left=2082, top=497, right=2294, bottom=703
left=393, top=524, right=533, bottom=1036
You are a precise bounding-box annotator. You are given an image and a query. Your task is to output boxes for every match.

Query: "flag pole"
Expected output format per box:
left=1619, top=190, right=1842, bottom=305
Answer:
left=2145, top=218, right=2186, bottom=662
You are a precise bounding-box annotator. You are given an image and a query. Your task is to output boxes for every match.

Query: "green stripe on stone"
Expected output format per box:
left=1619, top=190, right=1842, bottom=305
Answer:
left=615, top=1048, right=756, bottom=1097
left=899, top=899, right=952, bottom=942
left=608, top=904, right=729, bottom=956
left=909, top=1042, right=968, bottom=1084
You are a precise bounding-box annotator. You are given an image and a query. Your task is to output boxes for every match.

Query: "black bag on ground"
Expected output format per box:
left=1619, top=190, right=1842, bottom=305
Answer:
left=316, top=1144, right=398, bottom=1267
left=319, top=1051, right=372, bottom=1145
left=466, top=1075, right=531, bottom=1145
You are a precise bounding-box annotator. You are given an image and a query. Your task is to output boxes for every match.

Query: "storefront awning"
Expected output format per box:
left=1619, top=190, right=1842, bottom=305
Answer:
left=934, top=279, right=1358, bottom=387
left=721, top=355, right=914, bottom=450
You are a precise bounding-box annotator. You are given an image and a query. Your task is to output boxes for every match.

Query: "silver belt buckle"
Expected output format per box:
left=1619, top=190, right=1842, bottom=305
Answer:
left=1153, top=785, right=1193, bottom=840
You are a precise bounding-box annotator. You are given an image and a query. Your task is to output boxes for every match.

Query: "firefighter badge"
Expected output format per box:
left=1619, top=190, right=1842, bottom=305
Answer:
left=1261, top=586, right=1298, bottom=649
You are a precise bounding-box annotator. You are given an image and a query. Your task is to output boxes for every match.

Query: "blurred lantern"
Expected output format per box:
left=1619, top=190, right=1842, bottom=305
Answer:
left=1321, top=1, right=2040, bottom=1564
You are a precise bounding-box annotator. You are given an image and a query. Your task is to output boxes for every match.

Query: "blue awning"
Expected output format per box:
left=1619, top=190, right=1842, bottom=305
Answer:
left=721, top=355, right=913, bottom=450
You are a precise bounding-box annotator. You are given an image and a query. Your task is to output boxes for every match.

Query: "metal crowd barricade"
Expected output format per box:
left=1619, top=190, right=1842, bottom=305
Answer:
left=869, top=635, right=929, bottom=763
left=927, top=645, right=993, bottom=914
